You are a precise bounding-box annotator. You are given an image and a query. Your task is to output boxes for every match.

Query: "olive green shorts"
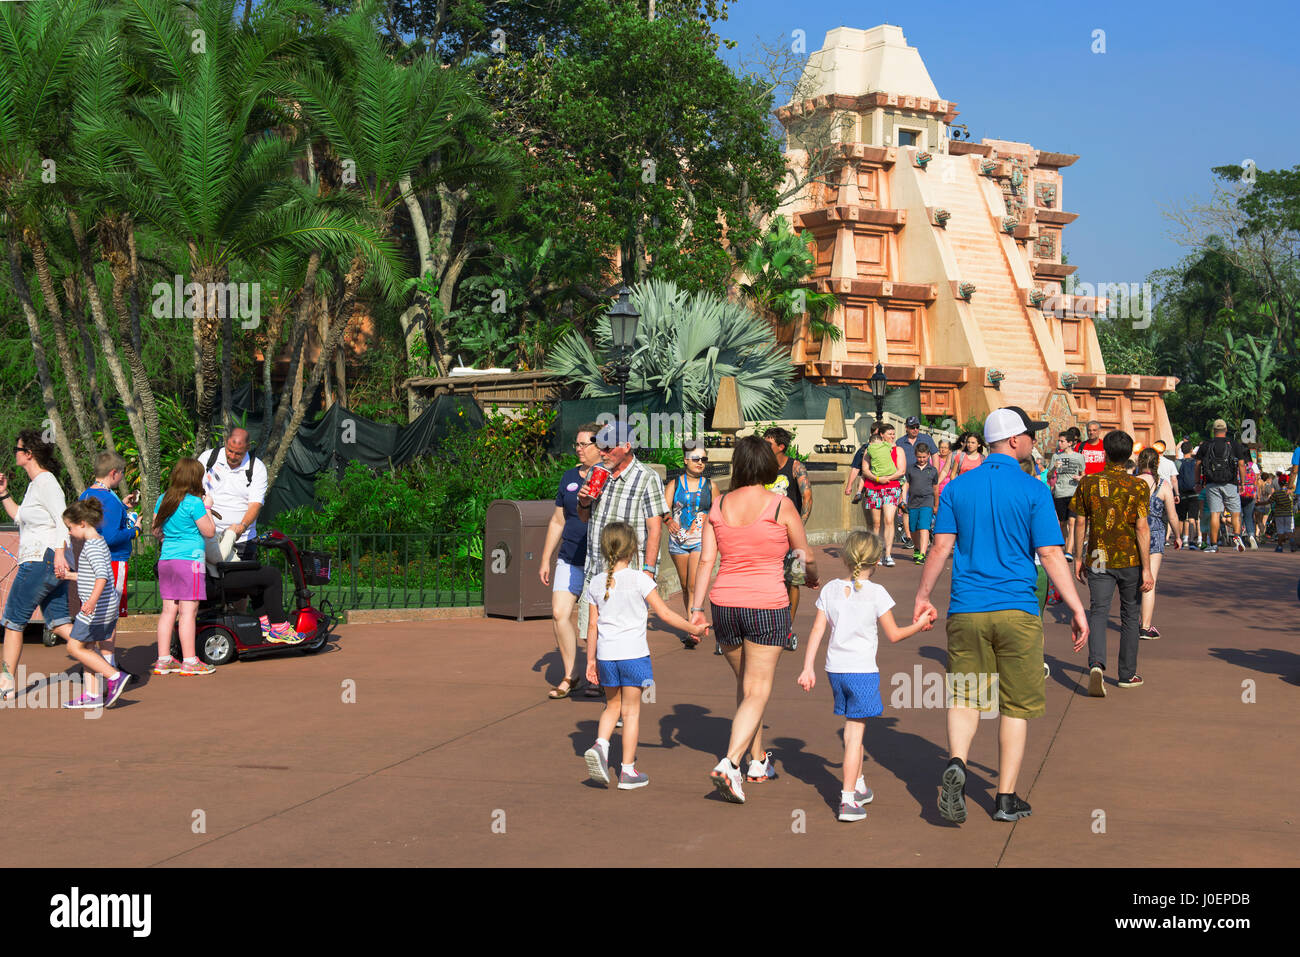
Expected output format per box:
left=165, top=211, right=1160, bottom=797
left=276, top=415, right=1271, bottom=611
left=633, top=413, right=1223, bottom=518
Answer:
left=945, top=610, right=1046, bottom=719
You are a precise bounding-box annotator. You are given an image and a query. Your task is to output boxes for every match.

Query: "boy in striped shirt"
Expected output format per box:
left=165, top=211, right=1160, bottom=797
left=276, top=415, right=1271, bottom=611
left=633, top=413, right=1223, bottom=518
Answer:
left=59, top=499, right=130, bottom=709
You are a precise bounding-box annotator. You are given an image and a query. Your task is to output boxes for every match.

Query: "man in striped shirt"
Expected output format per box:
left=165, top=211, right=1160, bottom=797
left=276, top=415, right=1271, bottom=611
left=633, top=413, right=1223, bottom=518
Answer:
left=575, top=421, right=667, bottom=690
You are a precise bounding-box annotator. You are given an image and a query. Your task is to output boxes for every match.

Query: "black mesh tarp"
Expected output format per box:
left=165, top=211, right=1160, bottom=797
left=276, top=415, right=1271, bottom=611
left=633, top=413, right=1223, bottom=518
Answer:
left=778, top=379, right=921, bottom=423
left=260, top=395, right=484, bottom=524
left=548, top=389, right=695, bottom=455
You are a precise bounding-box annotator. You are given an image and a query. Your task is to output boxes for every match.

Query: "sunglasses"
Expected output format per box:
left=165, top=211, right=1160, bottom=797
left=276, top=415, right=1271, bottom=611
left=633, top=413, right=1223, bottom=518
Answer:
left=686, top=455, right=707, bottom=463
left=13, top=446, right=26, bottom=454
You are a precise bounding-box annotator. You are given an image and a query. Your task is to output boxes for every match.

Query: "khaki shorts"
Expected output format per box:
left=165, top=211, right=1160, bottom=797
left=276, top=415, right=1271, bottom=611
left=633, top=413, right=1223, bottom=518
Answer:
left=945, top=610, right=1045, bottom=719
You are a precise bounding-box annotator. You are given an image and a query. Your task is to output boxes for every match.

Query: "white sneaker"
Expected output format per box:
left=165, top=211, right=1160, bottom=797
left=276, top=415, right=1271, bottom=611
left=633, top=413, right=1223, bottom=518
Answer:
left=746, top=751, right=777, bottom=782
left=710, top=758, right=746, bottom=804
left=883, top=555, right=896, bottom=567
left=1249, top=537, right=1258, bottom=550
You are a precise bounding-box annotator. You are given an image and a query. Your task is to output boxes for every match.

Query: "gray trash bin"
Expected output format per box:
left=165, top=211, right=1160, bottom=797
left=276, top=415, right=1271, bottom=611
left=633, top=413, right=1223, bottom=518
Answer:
left=483, top=500, right=556, bottom=620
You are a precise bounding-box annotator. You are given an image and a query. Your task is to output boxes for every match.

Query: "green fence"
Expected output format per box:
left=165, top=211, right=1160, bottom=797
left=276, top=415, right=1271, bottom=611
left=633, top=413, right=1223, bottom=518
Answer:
left=127, top=532, right=482, bottom=614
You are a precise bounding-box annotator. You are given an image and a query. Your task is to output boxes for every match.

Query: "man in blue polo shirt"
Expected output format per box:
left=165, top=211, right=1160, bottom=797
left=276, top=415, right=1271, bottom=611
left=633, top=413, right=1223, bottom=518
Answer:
left=913, top=406, right=1087, bottom=825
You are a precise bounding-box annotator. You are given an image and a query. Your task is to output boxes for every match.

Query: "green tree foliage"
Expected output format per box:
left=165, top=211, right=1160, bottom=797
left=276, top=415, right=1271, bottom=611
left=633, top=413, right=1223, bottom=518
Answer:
left=737, top=215, right=840, bottom=341
left=479, top=0, right=786, bottom=296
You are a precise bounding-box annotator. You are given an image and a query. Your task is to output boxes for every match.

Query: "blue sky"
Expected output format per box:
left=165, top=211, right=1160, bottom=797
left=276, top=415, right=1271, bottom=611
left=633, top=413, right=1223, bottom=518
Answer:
left=714, top=0, right=1300, bottom=290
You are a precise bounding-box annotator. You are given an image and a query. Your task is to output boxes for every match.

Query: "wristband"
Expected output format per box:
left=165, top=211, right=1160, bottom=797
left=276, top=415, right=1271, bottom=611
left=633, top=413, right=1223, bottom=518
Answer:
left=644, top=564, right=658, bottom=573
left=690, top=606, right=706, bottom=613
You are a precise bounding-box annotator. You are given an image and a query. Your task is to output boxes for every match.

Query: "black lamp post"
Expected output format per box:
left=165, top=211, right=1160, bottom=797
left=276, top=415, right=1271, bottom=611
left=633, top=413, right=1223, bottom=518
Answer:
left=607, top=286, right=640, bottom=413
left=869, top=361, right=888, bottom=426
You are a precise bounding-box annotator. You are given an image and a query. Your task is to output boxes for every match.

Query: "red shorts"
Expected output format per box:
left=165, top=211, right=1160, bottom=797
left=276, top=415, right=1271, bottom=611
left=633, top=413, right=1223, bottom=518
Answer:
left=111, top=560, right=129, bottom=617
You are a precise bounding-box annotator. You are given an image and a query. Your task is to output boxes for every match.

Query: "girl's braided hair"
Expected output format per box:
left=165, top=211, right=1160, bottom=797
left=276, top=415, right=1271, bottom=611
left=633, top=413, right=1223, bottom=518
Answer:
left=842, top=531, right=883, bottom=591
left=600, top=522, right=639, bottom=600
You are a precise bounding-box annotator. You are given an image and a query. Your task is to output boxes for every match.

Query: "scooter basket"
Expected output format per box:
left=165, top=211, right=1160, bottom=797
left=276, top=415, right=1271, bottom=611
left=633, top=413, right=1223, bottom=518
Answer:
left=300, top=550, right=332, bottom=585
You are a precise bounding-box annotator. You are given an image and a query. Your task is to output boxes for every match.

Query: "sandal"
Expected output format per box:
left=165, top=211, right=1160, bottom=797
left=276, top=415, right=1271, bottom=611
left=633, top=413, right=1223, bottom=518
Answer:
left=548, top=675, right=580, bottom=699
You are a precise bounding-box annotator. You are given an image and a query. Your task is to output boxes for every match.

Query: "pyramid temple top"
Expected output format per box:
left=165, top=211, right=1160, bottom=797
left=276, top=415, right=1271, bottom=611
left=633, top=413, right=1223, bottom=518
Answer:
left=794, top=25, right=941, bottom=104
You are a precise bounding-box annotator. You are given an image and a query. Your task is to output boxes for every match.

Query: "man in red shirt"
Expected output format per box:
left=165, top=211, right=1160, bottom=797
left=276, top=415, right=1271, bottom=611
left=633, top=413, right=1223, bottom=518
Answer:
left=1080, top=420, right=1105, bottom=475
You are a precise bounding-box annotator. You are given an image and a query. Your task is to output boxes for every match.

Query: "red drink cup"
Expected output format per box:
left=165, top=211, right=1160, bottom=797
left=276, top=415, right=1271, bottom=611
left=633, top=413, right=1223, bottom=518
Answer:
left=583, top=464, right=612, bottom=501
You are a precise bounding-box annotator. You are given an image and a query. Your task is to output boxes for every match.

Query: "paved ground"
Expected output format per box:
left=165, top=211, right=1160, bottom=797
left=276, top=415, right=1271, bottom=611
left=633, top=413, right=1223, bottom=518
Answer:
left=2, top=542, right=1296, bottom=867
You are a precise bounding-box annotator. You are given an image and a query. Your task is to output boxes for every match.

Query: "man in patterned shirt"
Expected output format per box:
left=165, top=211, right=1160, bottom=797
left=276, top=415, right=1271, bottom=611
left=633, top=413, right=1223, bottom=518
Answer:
left=575, top=420, right=667, bottom=690
left=1070, top=430, right=1154, bottom=696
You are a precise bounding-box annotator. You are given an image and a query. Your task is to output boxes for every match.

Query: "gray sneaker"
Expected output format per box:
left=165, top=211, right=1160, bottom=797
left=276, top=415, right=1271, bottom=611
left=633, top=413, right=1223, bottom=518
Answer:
left=854, top=776, right=874, bottom=804
left=938, top=759, right=967, bottom=824
left=617, top=768, right=649, bottom=790
left=584, top=744, right=610, bottom=786
left=838, top=800, right=867, bottom=822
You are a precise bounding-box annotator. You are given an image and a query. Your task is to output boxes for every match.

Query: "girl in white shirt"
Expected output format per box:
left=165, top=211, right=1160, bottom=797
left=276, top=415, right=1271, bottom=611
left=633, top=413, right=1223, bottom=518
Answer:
left=583, top=522, right=706, bottom=790
left=798, top=531, right=934, bottom=822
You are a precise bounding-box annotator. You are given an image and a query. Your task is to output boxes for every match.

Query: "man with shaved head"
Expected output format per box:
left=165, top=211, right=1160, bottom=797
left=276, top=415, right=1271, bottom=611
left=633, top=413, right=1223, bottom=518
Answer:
left=199, top=427, right=269, bottom=561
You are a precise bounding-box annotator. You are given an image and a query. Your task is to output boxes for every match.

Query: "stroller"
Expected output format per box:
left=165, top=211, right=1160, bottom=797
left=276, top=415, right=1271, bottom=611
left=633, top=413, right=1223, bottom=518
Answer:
left=170, top=530, right=338, bottom=666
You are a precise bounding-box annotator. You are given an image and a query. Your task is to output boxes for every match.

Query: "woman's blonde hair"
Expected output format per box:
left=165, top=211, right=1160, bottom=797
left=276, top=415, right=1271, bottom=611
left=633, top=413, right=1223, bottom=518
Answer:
left=600, top=522, right=640, bottom=600
left=842, top=531, right=884, bottom=590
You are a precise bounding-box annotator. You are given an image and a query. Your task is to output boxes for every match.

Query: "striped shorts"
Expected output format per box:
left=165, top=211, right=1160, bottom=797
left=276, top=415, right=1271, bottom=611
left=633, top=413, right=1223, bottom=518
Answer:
left=710, top=604, right=792, bottom=647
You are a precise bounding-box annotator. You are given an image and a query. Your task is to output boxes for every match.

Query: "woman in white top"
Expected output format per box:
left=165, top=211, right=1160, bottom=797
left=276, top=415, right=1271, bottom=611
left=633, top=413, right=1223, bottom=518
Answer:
left=0, top=430, right=75, bottom=699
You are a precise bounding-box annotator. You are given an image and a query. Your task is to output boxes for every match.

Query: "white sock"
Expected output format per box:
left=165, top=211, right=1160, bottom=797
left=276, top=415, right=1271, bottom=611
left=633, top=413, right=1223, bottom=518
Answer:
left=841, top=790, right=856, bottom=805
left=108, top=671, right=120, bottom=681
left=596, top=737, right=609, bottom=755
left=621, top=763, right=636, bottom=774
left=157, top=654, right=173, bottom=662
left=856, top=775, right=866, bottom=792
left=183, top=657, right=198, bottom=665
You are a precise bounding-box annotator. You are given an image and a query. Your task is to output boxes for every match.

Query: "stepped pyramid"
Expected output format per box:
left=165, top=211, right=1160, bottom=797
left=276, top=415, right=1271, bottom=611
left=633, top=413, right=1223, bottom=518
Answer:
left=773, top=25, right=1176, bottom=446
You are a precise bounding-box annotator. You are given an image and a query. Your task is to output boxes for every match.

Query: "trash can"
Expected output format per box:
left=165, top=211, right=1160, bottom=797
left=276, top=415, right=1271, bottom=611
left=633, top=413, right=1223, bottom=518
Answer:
left=483, top=501, right=556, bottom=620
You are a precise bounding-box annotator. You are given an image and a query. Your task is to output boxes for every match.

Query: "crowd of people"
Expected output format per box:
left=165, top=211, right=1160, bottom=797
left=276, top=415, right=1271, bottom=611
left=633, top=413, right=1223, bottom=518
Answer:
left=0, top=427, right=304, bottom=708
left=539, top=409, right=1300, bottom=823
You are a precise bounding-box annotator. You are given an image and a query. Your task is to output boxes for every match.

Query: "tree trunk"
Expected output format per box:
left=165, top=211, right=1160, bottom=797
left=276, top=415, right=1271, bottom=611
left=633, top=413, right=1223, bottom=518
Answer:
left=8, top=240, right=86, bottom=491
left=67, top=211, right=154, bottom=506
left=266, top=252, right=320, bottom=462
left=67, top=275, right=117, bottom=447
left=221, top=307, right=234, bottom=436
left=25, top=230, right=97, bottom=461
left=103, top=215, right=160, bottom=514
left=267, top=255, right=365, bottom=485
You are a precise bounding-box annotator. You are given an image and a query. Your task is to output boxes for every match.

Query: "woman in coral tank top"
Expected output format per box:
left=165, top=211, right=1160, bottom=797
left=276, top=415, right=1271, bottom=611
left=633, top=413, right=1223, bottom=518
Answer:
left=689, top=436, right=820, bottom=805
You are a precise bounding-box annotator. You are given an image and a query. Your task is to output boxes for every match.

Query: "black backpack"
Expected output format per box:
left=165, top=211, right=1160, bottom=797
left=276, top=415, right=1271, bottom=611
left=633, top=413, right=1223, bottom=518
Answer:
left=1202, top=438, right=1236, bottom=485
left=205, top=447, right=258, bottom=486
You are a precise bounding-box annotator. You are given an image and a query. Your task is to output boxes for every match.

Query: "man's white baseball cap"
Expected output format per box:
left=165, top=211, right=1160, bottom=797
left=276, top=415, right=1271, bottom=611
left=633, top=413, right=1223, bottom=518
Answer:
left=984, top=406, right=1049, bottom=445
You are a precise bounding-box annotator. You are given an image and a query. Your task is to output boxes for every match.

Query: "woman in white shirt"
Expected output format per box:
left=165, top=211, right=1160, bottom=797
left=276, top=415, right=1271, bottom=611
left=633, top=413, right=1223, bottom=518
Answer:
left=0, top=431, right=75, bottom=699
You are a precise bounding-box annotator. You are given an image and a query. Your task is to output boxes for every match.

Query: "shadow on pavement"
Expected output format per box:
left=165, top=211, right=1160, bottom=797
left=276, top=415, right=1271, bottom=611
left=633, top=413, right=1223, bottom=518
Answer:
left=1209, top=646, right=1300, bottom=685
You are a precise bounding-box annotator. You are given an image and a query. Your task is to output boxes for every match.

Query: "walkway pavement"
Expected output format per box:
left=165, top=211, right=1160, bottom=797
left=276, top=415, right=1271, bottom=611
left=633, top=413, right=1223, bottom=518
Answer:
left=2, top=543, right=1295, bottom=866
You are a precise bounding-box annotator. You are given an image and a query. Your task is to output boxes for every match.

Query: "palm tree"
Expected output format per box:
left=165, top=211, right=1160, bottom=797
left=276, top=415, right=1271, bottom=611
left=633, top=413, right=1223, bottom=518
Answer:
left=278, top=1, right=517, bottom=412
left=546, top=278, right=796, bottom=421
left=90, top=0, right=401, bottom=450
left=737, top=215, right=840, bottom=342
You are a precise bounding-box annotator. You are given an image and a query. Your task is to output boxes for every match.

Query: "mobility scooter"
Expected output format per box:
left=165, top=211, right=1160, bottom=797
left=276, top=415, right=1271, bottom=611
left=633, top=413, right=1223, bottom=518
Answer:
left=170, top=530, right=338, bottom=666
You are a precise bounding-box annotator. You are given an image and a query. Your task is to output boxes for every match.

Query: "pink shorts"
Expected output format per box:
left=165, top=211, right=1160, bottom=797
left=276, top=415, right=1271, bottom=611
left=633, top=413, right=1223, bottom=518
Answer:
left=864, top=486, right=902, bottom=510
left=158, top=559, right=206, bottom=602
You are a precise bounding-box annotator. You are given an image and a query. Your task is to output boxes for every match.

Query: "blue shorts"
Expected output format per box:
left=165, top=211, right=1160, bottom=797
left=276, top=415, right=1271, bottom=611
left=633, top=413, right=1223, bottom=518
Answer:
left=910, top=506, right=934, bottom=531
left=596, top=655, right=654, bottom=689
left=68, top=617, right=116, bottom=645
left=552, top=558, right=585, bottom=596
left=828, top=672, right=883, bottom=719
left=668, top=539, right=702, bottom=555
left=1, top=549, right=72, bottom=633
